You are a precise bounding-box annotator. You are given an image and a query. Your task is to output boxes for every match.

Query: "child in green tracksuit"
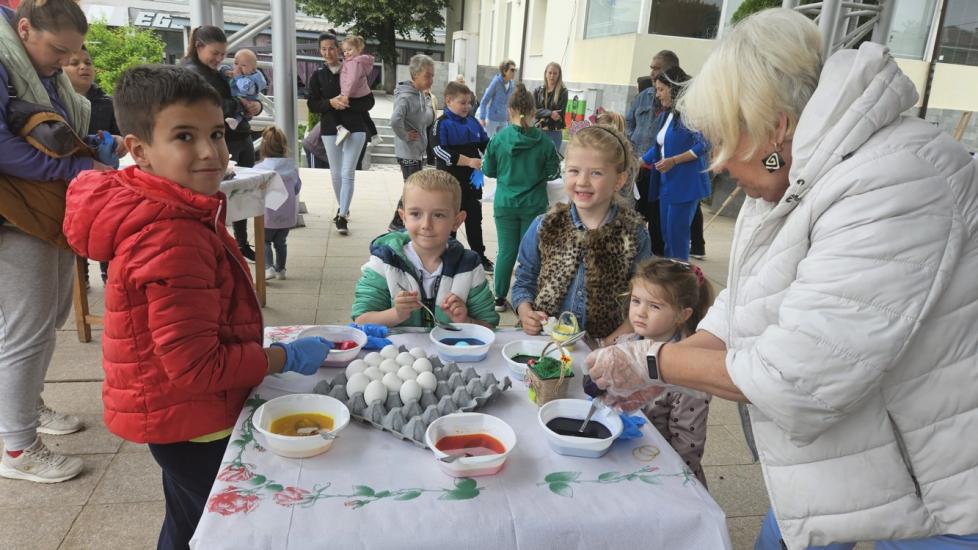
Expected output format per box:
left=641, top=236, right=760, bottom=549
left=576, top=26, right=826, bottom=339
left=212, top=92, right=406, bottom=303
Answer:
left=351, top=170, right=499, bottom=328
left=482, top=83, right=561, bottom=313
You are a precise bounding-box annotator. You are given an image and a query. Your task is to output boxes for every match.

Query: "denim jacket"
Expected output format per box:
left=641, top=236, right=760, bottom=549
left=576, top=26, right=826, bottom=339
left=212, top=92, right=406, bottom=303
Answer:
left=624, top=87, right=662, bottom=156
left=511, top=204, right=652, bottom=329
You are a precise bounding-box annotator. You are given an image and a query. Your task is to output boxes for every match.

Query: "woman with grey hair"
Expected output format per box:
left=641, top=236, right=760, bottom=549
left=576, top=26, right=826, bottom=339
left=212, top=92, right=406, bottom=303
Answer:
left=387, top=53, right=435, bottom=231
left=585, top=8, right=978, bottom=549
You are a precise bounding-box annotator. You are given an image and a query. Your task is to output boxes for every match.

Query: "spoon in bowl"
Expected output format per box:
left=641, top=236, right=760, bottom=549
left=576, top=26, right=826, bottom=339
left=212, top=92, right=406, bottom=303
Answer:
left=296, top=426, right=340, bottom=440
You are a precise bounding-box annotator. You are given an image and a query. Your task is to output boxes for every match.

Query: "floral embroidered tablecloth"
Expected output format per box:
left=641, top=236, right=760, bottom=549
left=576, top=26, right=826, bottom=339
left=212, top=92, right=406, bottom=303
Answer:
left=190, top=330, right=732, bottom=550
left=220, top=166, right=287, bottom=223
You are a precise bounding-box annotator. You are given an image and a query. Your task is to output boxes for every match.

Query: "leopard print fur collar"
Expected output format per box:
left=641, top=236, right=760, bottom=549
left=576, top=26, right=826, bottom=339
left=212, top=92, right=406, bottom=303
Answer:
left=533, top=202, right=643, bottom=338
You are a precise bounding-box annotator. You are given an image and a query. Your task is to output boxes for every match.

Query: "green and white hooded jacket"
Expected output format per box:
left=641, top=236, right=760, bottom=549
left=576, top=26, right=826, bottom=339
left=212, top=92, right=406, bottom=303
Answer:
left=351, top=232, right=499, bottom=328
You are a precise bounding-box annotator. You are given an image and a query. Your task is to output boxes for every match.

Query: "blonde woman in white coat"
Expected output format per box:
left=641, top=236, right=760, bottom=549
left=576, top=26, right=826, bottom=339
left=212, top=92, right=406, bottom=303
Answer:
left=585, top=9, right=978, bottom=550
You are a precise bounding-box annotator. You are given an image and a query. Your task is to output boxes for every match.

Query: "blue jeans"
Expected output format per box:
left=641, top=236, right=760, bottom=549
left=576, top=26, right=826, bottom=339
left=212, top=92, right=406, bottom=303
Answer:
left=544, top=130, right=563, bottom=154
left=660, top=199, right=699, bottom=260
left=264, top=227, right=290, bottom=272
left=485, top=119, right=506, bottom=138
left=757, top=508, right=978, bottom=550
left=322, top=132, right=366, bottom=216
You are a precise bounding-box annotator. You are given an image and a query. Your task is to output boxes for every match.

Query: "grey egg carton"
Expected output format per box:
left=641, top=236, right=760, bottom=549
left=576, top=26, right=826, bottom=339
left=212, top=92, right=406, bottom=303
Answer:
left=313, top=351, right=512, bottom=449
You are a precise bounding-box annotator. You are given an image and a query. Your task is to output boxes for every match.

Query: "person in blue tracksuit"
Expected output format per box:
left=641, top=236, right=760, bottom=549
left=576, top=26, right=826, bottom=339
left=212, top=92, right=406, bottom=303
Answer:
left=478, top=59, right=516, bottom=138
left=642, top=66, right=710, bottom=261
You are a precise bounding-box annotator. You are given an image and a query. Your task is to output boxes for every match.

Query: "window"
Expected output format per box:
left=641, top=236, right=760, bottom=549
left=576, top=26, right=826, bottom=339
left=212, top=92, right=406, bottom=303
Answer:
left=937, top=0, right=978, bottom=66
left=887, top=0, right=938, bottom=59
left=648, top=0, right=722, bottom=39
left=529, top=0, right=548, bottom=54
left=584, top=0, right=642, bottom=39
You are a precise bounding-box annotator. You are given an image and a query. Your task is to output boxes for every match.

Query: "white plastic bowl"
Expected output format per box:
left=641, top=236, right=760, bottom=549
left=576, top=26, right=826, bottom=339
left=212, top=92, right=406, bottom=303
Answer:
left=500, top=339, right=564, bottom=383
left=429, top=323, right=495, bottom=363
left=424, top=412, right=516, bottom=477
left=538, top=399, right=623, bottom=458
left=252, top=394, right=351, bottom=459
left=296, top=325, right=367, bottom=367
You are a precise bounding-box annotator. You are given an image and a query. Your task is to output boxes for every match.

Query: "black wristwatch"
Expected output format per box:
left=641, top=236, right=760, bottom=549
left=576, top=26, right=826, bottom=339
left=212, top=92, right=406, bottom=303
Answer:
left=646, top=342, right=664, bottom=382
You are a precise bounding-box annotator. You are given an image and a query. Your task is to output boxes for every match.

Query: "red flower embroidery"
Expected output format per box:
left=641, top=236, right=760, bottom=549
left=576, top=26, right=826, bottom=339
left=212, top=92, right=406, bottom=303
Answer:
left=207, top=486, right=260, bottom=516
left=216, top=464, right=254, bottom=482
left=273, top=486, right=309, bottom=507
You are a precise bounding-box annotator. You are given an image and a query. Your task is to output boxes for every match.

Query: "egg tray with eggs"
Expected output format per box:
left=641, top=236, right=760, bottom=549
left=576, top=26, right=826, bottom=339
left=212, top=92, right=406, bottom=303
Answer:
left=312, top=345, right=512, bottom=449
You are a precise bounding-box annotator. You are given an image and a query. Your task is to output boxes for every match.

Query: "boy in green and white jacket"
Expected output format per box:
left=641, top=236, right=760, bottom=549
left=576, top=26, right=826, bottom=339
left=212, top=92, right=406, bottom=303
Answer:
left=352, top=170, right=499, bottom=328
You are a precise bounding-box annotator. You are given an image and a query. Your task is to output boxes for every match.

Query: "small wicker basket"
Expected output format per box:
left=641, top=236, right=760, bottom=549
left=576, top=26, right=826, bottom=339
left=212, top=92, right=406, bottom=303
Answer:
left=527, top=341, right=574, bottom=406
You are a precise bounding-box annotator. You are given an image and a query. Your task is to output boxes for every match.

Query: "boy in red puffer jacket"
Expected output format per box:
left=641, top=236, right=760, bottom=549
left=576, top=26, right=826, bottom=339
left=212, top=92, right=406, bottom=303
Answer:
left=62, top=65, right=332, bottom=550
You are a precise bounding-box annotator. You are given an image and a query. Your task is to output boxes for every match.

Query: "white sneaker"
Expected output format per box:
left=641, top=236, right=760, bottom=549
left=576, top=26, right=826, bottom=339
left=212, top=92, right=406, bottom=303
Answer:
left=265, top=266, right=277, bottom=280
left=0, top=439, right=84, bottom=483
left=275, top=269, right=287, bottom=280
left=37, top=403, right=82, bottom=435
left=335, top=125, right=350, bottom=145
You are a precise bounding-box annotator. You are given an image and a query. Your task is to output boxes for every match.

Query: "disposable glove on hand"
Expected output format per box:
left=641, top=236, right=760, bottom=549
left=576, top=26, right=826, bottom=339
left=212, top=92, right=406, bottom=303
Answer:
left=273, top=337, right=333, bottom=375
left=605, top=385, right=665, bottom=412
left=94, top=131, right=119, bottom=168
left=348, top=323, right=392, bottom=350
left=585, top=339, right=660, bottom=398
left=470, top=169, right=484, bottom=190
left=618, top=413, right=647, bottom=440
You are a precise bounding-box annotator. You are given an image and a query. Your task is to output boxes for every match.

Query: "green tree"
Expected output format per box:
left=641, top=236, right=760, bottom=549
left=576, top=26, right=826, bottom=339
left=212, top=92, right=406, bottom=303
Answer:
left=731, top=0, right=782, bottom=24
left=85, top=21, right=166, bottom=94
left=297, top=0, right=450, bottom=93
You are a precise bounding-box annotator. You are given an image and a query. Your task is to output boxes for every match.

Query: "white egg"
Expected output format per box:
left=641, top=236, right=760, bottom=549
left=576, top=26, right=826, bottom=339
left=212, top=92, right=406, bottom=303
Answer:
left=380, top=344, right=399, bottom=359
left=382, top=372, right=403, bottom=393
left=396, top=351, right=415, bottom=366
left=397, top=365, right=418, bottom=381
left=346, top=372, right=370, bottom=395
left=345, top=359, right=368, bottom=378
left=412, top=357, right=433, bottom=373
left=363, top=366, right=383, bottom=381
left=379, top=359, right=400, bottom=374
left=399, top=379, right=422, bottom=403
left=409, top=346, right=427, bottom=359
left=364, top=352, right=383, bottom=366
left=364, top=380, right=388, bottom=404
left=416, top=371, right=437, bottom=391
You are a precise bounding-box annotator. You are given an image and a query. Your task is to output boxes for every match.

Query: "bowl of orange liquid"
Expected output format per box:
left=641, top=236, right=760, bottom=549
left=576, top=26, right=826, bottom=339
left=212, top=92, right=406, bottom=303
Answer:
left=424, top=412, right=516, bottom=477
left=252, top=394, right=350, bottom=458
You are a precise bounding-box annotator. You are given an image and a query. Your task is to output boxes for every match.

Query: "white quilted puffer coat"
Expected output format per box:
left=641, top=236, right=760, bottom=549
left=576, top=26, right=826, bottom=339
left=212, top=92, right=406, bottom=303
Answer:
left=698, top=43, right=978, bottom=549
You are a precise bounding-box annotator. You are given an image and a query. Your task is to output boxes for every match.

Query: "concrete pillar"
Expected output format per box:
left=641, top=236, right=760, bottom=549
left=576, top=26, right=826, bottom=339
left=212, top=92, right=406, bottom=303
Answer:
left=189, top=0, right=211, bottom=29
left=271, top=0, right=298, bottom=154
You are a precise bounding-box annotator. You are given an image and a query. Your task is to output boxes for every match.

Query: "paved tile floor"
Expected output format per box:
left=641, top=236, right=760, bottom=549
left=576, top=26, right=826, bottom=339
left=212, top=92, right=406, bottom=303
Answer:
left=0, top=167, right=773, bottom=549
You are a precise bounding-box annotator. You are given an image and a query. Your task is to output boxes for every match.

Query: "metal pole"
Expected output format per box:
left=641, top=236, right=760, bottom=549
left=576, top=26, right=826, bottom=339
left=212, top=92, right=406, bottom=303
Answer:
left=871, top=0, right=895, bottom=44
left=819, top=0, right=842, bottom=57
left=210, top=0, right=225, bottom=29
left=227, top=14, right=272, bottom=50
left=271, top=0, right=298, bottom=154
left=189, top=0, right=211, bottom=29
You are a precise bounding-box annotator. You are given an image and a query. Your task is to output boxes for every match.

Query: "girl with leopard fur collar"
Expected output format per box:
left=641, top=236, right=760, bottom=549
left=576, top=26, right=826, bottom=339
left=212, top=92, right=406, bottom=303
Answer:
left=511, top=125, right=652, bottom=339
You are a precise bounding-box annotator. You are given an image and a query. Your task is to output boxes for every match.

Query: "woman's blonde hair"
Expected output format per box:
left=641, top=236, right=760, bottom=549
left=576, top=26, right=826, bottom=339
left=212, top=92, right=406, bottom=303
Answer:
left=566, top=124, right=638, bottom=184
left=543, top=62, right=564, bottom=102
left=259, top=126, right=289, bottom=159
left=677, top=8, right=822, bottom=171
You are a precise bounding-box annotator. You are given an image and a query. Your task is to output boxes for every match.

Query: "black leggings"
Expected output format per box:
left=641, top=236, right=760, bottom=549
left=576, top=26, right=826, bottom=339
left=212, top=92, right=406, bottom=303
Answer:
left=227, top=136, right=256, bottom=248
left=636, top=167, right=665, bottom=256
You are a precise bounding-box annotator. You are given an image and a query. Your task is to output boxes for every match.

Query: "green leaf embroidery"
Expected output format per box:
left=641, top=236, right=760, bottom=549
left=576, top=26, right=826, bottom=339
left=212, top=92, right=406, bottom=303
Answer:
left=549, top=482, right=573, bottom=497
left=440, top=487, right=480, bottom=501
left=544, top=471, right=580, bottom=484
left=638, top=475, right=661, bottom=484
left=454, top=478, right=477, bottom=492
left=373, top=490, right=392, bottom=499
left=597, top=472, right=620, bottom=482
left=250, top=474, right=267, bottom=486
left=393, top=490, right=423, bottom=501
left=353, top=485, right=375, bottom=497
left=266, top=484, right=284, bottom=492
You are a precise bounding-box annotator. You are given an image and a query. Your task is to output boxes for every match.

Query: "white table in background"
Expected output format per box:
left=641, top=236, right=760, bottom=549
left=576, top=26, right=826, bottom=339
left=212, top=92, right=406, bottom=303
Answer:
left=191, top=329, right=732, bottom=550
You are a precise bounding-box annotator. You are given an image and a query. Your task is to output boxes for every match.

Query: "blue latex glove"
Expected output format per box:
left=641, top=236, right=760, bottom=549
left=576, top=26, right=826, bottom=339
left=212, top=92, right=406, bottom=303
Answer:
left=470, top=169, right=484, bottom=190
left=348, top=323, right=392, bottom=350
left=95, top=131, right=119, bottom=168
left=272, top=337, right=333, bottom=375
left=618, top=413, right=647, bottom=440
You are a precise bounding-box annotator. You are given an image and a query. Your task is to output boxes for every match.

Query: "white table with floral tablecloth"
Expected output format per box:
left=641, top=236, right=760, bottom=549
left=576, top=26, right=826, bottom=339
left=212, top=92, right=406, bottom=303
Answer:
left=190, top=329, right=732, bottom=550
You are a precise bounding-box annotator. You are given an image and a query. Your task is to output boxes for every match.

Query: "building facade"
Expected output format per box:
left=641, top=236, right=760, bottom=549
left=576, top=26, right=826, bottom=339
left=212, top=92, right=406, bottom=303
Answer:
left=451, top=0, right=978, bottom=150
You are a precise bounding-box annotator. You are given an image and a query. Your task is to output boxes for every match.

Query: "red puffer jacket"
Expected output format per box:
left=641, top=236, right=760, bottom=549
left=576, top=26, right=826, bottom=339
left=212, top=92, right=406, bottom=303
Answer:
left=63, top=166, right=268, bottom=444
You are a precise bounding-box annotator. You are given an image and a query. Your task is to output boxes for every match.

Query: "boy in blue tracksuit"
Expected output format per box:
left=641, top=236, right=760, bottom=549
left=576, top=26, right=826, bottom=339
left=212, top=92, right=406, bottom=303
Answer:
left=432, top=81, right=493, bottom=272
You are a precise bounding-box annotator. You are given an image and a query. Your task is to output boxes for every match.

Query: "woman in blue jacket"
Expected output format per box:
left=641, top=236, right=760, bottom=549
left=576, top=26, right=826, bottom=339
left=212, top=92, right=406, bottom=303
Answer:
left=642, top=67, right=710, bottom=261
left=478, top=59, right=516, bottom=138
